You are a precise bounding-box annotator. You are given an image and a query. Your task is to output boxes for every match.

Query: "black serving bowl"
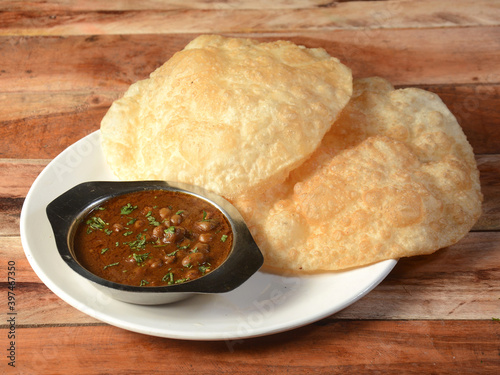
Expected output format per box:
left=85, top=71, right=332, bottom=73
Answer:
left=46, top=180, right=264, bottom=305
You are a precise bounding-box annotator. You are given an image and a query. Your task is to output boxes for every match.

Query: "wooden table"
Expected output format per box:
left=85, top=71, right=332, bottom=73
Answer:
left=1, top=1, right=499, bottom=373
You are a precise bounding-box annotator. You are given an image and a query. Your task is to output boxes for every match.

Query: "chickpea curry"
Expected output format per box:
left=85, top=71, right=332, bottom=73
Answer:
left=73, top=190, right=233, bottom=287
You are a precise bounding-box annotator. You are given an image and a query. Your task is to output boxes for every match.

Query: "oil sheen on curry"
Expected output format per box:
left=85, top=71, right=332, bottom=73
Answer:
left=73, top=190, right=233, bottom=287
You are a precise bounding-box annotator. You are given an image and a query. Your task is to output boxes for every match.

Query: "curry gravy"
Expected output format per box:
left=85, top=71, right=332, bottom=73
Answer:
left=73, top=190, right=233, bottom=287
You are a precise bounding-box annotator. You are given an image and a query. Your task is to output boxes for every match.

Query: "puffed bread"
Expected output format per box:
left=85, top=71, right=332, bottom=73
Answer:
left=233, top=77, right=482, bottom=272
left=100, top=35, right=353, bottom=199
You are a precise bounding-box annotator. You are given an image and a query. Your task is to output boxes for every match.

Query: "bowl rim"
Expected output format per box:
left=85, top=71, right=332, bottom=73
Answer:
left=46, top=180, right=264, bottom=294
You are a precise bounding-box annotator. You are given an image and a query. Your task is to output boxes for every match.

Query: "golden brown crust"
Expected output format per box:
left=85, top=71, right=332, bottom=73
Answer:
left=233, top=77, right=482, bottom=272
left=100, top=35, right=353, bottom=199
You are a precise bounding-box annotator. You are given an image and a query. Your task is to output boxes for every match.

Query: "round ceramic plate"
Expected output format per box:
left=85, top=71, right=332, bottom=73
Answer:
left=20, top=131, right=397, bottom=341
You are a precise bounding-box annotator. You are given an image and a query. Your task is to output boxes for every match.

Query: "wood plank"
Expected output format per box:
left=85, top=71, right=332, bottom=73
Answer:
left=0, top=91, right=120, bottom=122
left=1, top=236, right=100, bottom=324
left=2, top=321, right=499, bottom=374
left=0, top=105, right=104, bottom=159
left=1, top=1, right=499, bottom=36
left=1, top=83, right=498, bottom=158
left=2, top=237, right=42, bottom=282
left=1, top=27, right=499, bottom=95
left=0, top=0, right=338, bottom=12
left=0, top=282, right=100, bottom=325
left=336, top=232, right=500, bottom=320
left=474, top=155, right=500, bottom=231
left=0, top=159, right=47, bottom=197
left=0, top=198, right=24, bottom=238
left=0, top=34, right=183, bottom=93
left=5, top=231, right=500, bottom=326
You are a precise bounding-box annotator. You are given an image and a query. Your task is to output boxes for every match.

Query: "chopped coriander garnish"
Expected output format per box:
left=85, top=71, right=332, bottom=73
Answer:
left=103, top=262, right=119, bottom=270
left=162, top=272, right=174, bottom=284
left=147, top=215, right=160, bottom=226
left=132, top=252, right=150, bottom=264
left=123, top=231, right=134, bottom=236
left=120, top=203, right=137, bottom=215
left=101, top=248, right=109, bottom=254
left=86, top=216, right=107, bottom=232
left=165, top=226, right=175, bottom=234
left=139, top=279, right=149, bottom=286
left=166, top=249, right=179, bottom=257
left=124, top=234, right=147, bottom=250
left=126, top=218, right=137, bottom=225
left=221, top=234, right=228, bottom=242
left=176, top=210, right=184, bottom=215
left=199, top=264, right=211, bottom=274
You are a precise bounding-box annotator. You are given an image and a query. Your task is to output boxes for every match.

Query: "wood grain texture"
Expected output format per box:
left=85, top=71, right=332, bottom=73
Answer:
left=2, top=27, right=499, bottom=93
left=1, top=1, right=499, bottom=371
left=1, top=0, right=499, bottom=36
left=2, top=321, right=499, bottom=374
left=0, top=159, right=47, bottom=197
left=474, top=155, right=500, bottom=231
left=0, top=0, right=340, bottom=12
left=1, top=84, right=498, bottom=159
left=4, top=231, right=499, bottom=326
left=337, top=232, right=500, bottom=320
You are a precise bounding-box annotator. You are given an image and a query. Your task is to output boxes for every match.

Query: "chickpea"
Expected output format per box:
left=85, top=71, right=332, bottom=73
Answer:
left=198, top=233, right=214, bottom=243
left=152, top=225, right=166, bottom=240
left=149, top=260, right=164, bottom=268
left=194, top=220, right=218, bottom=232
left=163, top=226, right=186, bottom=243
left=134, top=220, right=145, bottom=229
left=159, top=207, right=172, bottom=220
left=112, top=223, right=125, bottom=232
left=170, top=214, right=183, bottom=226
left=185, top=269, right=200, bottom=280
left=182, top=252, right=205, bottom=267
left=141, top=206, right=153, bottom=216
left=192, top=242, right=210, bottom=253
left=177, top=239, right=191, bottom=249
left=162, top=254, right=176, bottom=265
left=203, top=211, right=214, bottom=220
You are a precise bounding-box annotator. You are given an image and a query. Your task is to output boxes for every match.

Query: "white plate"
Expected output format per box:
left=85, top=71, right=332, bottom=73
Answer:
left=20, top=131, right=397, bottom=341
